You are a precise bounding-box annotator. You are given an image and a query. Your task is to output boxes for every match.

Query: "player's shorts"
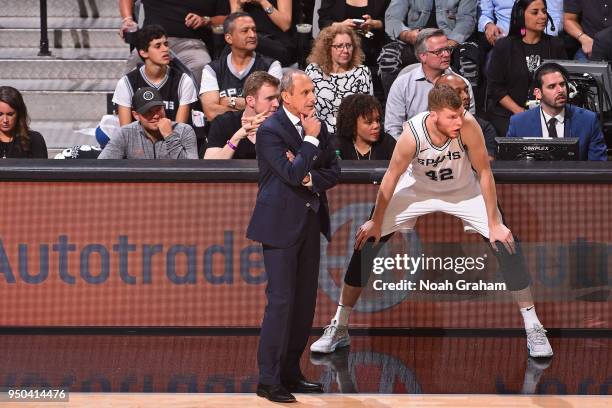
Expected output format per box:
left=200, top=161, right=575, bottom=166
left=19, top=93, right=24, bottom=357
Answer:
left=380, top=187, right=502, bottom=239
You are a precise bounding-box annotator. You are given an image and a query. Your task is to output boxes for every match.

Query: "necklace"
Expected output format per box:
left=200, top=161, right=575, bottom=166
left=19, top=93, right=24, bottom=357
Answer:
left=353, top=143, right=372, bottom=160
left=0, top=137, right=15, bottom=159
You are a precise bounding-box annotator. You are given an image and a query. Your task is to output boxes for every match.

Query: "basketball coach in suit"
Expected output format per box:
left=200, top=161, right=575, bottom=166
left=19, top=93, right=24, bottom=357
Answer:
left=247, top=69, right=340, bottom=403
left=506, top=62, right=607, bottom=161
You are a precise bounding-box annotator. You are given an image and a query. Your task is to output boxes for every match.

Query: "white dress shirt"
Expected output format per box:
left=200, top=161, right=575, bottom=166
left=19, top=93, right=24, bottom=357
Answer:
left=540, top=107, right=565, bottom=139
left=282, top=106, right=319, bottom=187
left=282, top=106, right=320, bottom=147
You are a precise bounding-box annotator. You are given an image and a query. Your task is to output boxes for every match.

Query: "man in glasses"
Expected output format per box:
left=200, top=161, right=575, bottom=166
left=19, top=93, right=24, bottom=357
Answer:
left=378, top=0, right=477, bottom=94
left=385, top=28, right=476, bottom=139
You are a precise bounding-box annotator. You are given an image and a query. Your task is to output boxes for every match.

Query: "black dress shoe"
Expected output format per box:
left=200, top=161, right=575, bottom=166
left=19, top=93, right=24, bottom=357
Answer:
left=283, top=377, right=324, bottom=393
left=256, top=383, right=296, bottom=403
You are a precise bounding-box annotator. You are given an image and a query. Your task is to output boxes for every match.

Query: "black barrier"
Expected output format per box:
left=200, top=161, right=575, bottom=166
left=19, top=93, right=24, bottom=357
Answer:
left=0, top=160, right=611, bottom=183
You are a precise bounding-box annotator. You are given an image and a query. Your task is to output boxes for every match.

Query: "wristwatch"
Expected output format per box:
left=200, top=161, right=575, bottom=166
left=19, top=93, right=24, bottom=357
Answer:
left=229, top=96, right=237, bottom=109
left=264, top=6, right=274, bottom=14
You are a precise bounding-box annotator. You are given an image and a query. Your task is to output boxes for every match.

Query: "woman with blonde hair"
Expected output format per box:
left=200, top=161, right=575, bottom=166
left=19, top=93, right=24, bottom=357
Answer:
left=305, top=24, right=373, bottom=134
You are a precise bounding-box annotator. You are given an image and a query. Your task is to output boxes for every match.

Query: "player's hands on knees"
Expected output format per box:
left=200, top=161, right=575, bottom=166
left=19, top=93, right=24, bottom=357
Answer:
left=355, top=220, right=382, bottom=250
left=489, top=224, right=516, bottom=254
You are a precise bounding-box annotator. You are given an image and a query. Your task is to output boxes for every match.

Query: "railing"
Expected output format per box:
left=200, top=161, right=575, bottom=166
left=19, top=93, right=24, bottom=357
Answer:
left=38, top=0, right=51, bottom=56
left=0, top=160, right=611, bottom=183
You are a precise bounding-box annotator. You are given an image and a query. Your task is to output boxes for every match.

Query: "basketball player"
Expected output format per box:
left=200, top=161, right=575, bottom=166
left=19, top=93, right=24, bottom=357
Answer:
left=311, top=85, right=553, bottom=358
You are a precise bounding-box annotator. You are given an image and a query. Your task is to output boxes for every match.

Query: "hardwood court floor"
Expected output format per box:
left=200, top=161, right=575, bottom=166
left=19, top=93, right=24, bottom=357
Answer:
left=0, top=331, right=609, bottom=405
left=5, top=393, right=611, bottom=407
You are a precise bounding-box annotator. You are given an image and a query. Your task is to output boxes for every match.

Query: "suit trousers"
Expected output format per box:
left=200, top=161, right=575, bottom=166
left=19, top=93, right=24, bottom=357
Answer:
left=258, top=209, right=321, bottom=385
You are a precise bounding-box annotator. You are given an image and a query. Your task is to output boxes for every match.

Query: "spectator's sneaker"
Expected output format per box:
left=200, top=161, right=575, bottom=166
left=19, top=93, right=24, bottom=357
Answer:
left=310, top=320, right=350, bottom=354
left=526, top=324, right=554, bottom=357
left=522, top=356, right=553, bottom=394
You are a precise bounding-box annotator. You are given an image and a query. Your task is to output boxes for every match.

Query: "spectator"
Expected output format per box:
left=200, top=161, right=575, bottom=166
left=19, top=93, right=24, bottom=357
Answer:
left=119, top=0, right=229, bottom=86
left=506, top=62, right=607, bottom=160
left=0, top=86, right=47, bottom=158
left=436, top=73, right=499, bottom=159
left=305, top=25, right=373, bottom=134
left=335, top=94, right=396, bottom=160
left=591, top=26, right=612, bottom=61
left=317, top=0, right=390, bottom=98
left=230, top=0, right=295, bottom=66
left=204, top=71, right=280, bottom=159
left=486, top=0, right=566, bottom=137
left=478, top=0, right=561, bottom=47
left=563, top=0, right=612, bottom=60
left=378, top=0, right=477, bottom=94
left=113, top=25, right=198, bottom=127
left=99, top=87, right=197, bottom=159
left=384, top=28, right=475, bottom=139
left=199, top=12, right=283, bottom=122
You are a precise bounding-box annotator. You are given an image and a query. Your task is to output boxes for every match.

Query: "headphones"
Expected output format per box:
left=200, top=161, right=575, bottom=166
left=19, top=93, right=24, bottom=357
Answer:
left=532, top=61, right=574, bottom=97
left=510, top=0, right=556, bottom=36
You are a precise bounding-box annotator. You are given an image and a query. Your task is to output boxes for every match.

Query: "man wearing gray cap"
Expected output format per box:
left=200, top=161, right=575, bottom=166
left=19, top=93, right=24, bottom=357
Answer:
left=99, top=87, right=198, bottom=159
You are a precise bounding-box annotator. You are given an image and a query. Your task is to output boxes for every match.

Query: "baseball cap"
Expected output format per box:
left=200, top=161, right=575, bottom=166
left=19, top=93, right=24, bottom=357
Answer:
left=132, top=87, right=165, bottom=114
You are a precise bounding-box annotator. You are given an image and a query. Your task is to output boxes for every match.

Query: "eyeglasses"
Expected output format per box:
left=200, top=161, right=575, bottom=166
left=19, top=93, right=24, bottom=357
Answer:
left=331, top=43, right=353, bottom=50
left=426, top=46, right=454, bottom=57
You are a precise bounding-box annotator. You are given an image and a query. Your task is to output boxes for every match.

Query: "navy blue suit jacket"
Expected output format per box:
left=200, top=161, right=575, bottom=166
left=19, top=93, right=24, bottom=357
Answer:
left=506, top=104, right=607, bottom=161
left=247, top=108, right=340, bottom=248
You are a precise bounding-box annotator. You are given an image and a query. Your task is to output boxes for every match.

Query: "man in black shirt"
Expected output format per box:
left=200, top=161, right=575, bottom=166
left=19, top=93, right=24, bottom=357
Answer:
left=119, top=0, right=229, bottom=85
left=199, top=12, right=283, bottom=122
left=204, top=71, right=280, bottom=159
left=591, top=26, right=612, bottom=62
left=564, top=0, right=612, bottom=60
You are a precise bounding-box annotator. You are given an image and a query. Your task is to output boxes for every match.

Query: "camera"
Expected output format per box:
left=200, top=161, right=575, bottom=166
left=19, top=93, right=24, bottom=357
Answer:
left=352, top=18, right=365, bottom=26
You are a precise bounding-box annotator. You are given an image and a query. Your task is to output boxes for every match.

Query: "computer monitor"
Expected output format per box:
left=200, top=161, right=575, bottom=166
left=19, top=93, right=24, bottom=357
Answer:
left=495, top=137, right=580, bottom=161
left=545, top=59, right=612, bottom=113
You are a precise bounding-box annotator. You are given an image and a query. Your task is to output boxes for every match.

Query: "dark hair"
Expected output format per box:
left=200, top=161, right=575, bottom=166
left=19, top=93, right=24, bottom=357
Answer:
left=136, top=24, right=167, bottom=52
left=509, top=0, right=549, bottom=37
left=243, top=71, right=280, bottom=97
left=223, top=12, right=253, bottom=35
left=0, top=86, right=31, bottom=152
left=533, top=61, right=569, bottom=88
left=428, top=85, right=463, bottom=111
left=336, top=94, right=383, bottom=143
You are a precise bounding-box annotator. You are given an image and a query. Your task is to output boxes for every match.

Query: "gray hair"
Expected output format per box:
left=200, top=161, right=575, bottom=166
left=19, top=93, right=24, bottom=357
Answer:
left=280, top=68, right=307, bottom=94
left=414, top=28, right=446, bottom=59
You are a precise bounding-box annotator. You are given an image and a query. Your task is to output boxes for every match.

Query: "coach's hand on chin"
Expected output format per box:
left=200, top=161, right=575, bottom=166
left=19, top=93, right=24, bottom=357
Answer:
left=300, top=111, right=321, bottom=138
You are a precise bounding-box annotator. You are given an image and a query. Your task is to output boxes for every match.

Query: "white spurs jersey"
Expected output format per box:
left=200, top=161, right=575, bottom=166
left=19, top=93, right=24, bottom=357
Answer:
left=395, top=111, right=480, bottom=195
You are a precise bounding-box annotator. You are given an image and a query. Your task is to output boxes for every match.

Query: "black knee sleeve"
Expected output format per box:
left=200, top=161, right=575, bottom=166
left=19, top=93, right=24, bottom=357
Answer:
left=344, top=233, right=394, bottom=288
left=490, top=238, right=531, bottom=291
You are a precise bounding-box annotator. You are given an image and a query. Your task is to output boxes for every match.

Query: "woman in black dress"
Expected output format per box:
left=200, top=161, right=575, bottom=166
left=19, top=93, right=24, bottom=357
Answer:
left=0, top=86, right=47, bottom=159
left=486, top=0, right=567, bottom=137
